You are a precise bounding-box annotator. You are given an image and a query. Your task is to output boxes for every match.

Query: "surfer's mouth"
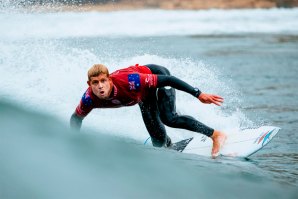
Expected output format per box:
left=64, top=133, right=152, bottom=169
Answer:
left=99, top=91, right=105, bottom=95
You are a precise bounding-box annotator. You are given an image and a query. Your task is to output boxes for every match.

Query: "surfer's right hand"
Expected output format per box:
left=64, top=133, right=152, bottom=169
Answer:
left=198, top=93, right=224, bottom=106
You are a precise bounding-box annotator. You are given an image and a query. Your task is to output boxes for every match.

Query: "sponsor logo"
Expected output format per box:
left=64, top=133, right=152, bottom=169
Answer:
left=256, top=129, right=274, bottom=146
left=145, top=75, right=154, bottom=88
left=201, top=136, right=207, bottom=142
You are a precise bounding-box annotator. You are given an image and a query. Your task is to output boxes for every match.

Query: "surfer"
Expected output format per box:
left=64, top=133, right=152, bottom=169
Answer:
left=70, top=64, right=226, bottom=158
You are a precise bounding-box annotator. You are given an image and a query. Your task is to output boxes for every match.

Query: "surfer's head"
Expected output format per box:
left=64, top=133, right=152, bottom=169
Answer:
left=87, top=64, right=113, bottom=100
left=88, top=64, right=109, bottom=81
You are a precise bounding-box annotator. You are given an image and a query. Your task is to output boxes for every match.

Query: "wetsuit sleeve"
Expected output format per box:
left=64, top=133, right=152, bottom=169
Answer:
left=156, top=75, right=202, bottom=97
left=70, top=89, right=94, bottom=130
left=70, top=112, right=83, bottom=130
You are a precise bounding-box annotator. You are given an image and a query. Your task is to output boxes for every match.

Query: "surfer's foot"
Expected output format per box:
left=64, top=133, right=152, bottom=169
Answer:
left=165, top=135, right=172, bottom=148
left=211, top=130, right=227, bottom=158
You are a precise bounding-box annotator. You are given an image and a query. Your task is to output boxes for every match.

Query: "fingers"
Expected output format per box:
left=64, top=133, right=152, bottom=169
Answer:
left=211, top=95, right=224, bottom=106
left=211, top=99, right=221, bottom=106
left=213, top=95, right=224, bottom=100
left=199, top=93, right=224, bottom=106
left=213, top=101, right=222, bottom=106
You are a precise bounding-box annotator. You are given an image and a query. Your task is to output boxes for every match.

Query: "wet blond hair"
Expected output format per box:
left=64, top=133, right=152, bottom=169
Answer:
left=87, top=64, right=109, bottom=81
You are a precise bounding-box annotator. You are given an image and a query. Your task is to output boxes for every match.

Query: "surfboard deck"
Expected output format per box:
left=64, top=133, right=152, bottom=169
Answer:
left=146, top=126, right=280, bottom=158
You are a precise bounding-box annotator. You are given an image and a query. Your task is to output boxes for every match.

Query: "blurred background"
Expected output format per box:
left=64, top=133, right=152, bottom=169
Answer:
left=0, top=0, right=298, bottom=198
left=2, top=0, right=298, bottom=10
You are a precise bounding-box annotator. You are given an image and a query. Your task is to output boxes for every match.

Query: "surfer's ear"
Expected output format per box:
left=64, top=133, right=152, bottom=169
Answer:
left=109, top=77, right=113, bottom=85
left=87, top=81, right=90, bottom=86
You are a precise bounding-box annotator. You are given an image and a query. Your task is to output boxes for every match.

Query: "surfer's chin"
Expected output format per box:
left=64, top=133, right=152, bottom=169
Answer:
left=97, top=95, right=109, bottom=100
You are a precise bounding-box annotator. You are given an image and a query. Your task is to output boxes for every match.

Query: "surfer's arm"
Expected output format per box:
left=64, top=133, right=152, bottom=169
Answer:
left=70, top=89, right=94, bottom=130
left=156, top=75, right=224, bottom=106
left=157, top=75, right=201, bottom=97
left=70, top=112, right=83, bottom=130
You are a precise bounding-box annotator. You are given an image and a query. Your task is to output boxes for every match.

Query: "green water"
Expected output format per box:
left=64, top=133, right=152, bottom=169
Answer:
left=0, top=101, right=297, bottom=199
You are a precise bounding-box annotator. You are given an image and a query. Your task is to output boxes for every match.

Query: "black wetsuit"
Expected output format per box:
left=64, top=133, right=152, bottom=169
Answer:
left=140, top=64, right=214, bottom=147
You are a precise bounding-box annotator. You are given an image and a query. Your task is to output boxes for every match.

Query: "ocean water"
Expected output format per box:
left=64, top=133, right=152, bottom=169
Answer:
left=0, top=6, right=298, bottom=198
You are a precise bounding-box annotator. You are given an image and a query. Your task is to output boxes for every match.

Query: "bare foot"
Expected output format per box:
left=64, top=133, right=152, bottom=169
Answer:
left=211, top=130, right=227, bottom=158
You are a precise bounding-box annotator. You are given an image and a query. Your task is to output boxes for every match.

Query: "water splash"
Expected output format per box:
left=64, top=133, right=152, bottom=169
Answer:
left=0, top=37, right=252, bottom=143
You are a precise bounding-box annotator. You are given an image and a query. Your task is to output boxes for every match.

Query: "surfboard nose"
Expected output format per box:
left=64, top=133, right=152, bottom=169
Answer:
left=256, top=126, right=280, bottom=147
left=261, top=126, right=281, bottom=137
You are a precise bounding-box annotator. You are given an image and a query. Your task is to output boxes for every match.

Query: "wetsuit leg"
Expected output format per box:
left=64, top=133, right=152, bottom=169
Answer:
left=138, top=93, right=171, bottom=147
left=145, top=64, right=214, bottom=137
left=157, top=87, right=214, bottom=137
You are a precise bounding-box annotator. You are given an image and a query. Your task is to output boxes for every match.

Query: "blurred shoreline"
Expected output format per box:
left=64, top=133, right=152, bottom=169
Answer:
left=8, top=0, right=298, bottom=12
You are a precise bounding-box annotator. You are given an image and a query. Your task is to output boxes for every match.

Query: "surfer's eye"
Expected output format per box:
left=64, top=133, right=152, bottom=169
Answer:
left=92, top=80, right=99, bottom=85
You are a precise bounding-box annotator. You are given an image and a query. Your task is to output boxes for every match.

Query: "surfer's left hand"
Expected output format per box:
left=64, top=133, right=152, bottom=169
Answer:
left=198, top=93, right=224, bottom=106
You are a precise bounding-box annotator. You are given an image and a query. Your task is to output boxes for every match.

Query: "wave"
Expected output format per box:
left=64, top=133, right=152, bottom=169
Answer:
left=1, top=100, right=297, bottom=198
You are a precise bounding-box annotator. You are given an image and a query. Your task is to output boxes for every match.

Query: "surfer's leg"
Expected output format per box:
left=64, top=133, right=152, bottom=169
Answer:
left=138, top=96, right=171, bottom=147
left=157, top=86, right=226, bottom=157
left=145, top=64, right=170, bottom=75
left=146, top=64, right=213, bottom=135
left=146, top=64, right=214, bottom=136
left=146, top=64, right=226, bottom=157
left=157, top=87, right=214, bottom=137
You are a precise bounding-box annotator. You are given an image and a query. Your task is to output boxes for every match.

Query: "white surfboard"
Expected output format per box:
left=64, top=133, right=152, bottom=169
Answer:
left=145, top=126, right=280, bottom=158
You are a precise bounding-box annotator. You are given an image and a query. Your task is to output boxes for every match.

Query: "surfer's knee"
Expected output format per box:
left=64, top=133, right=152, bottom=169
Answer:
left=160, top=66, right=170, bottom=75
left=146, top=64, right=171, bottom=75
left=158, top=86, right=175, bottom=97
left=157, top=87, right=176, bottom=111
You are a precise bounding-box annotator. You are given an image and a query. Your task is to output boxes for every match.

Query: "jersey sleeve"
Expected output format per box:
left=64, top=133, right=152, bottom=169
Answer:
left=75, top=89, right=94, bottom=117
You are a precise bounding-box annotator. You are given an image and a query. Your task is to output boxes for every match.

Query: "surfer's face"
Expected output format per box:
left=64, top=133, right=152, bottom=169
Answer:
left=88, top=74, right=113, bottom=100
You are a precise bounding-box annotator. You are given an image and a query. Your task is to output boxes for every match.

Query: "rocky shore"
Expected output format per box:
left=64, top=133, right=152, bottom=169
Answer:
left=85, top=0, right=298, bottom=10
left=14, top=0, right=298, bottom=12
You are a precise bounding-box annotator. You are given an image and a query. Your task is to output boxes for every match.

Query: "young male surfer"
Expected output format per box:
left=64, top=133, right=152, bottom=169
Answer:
left=70, top=64, right=226, bottom=158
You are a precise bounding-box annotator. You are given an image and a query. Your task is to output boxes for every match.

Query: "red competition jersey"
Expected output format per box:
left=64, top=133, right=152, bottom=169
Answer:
left=75, top=64, right=157, bottom=117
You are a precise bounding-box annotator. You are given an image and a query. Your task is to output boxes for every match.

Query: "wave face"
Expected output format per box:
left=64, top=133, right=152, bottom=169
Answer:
left=1, top=100, right=297, bottom=198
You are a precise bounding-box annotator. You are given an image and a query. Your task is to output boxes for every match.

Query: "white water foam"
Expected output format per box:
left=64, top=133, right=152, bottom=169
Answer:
left=0, top=9, right=298, bottom=39
left=0, top=7, right=264, bottom=142
left=0, top=39, right=251, bottom=142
